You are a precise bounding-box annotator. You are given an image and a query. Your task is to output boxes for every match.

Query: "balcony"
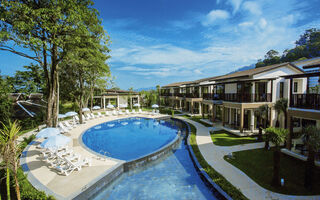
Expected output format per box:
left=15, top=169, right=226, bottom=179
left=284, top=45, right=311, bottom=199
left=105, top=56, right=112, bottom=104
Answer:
left=185, top=93, right=200, bottom=98
left=203, top=93, right=272, bottom=103
left=160, top=92, right=170, bottom=97
left=290, top=94, right=320, bottom=110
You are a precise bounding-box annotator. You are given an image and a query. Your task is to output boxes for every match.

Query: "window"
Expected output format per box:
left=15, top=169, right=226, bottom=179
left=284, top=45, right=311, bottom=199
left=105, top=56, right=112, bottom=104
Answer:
left=294, top=82, right=298, bottom=93
left=280, top=82, right=284, bottom=98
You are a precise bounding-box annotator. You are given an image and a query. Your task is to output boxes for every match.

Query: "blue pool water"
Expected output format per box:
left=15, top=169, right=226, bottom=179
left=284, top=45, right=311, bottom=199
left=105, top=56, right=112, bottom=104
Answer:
left=91, top=134, right=217, bottom=200
left=82, top=117, right=179, bottom=161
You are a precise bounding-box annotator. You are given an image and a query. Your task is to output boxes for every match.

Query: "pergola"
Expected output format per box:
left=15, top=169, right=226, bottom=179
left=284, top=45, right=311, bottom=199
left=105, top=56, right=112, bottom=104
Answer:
left=94, top=89, right=140, bottom=109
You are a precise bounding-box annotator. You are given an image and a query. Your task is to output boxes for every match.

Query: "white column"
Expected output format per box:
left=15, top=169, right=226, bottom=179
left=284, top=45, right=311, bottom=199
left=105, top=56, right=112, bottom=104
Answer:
left=117, top=95, right=120, bottom=108
left=228, top=108, right=231, bottom=125
left=137, top=95, right=140, bottom=105
left=251, top=82, right=255, bottom=102
left=250, top=109, right=255, bottom=132
left=199, top=87, right=202, bottom=98
left=199, top=103, right=202, bottom=115
left=103, top=96, right=106, bottom=110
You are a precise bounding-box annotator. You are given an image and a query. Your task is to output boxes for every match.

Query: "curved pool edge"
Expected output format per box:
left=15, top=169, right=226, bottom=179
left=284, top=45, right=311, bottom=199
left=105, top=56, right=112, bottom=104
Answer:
left=76, top=116, right=182, bottom=199
left=172, top=117, right=233, bottom=200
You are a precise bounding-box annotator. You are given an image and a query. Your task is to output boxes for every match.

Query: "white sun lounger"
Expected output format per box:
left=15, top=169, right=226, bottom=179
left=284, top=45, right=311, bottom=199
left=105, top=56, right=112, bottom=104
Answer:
left=125, top=110, right=130, bottom=115
left=59, top=122, right=70, bottom=133
left=112, top=110, right=118, bottom=116
left=64, top=121, right=75, bottom=129
left=90, top=113, right=96, bottom=119
left=105, top=111, right=111, bottom=116
left=131, top=110, right=136, bottom=114
left=138, top=109, right=143, bottom=114
left=97, top=112, right=103, bottom=117
left=85, top=113, right=92, bottom=120
left=118, top=110, right=124, bottom=115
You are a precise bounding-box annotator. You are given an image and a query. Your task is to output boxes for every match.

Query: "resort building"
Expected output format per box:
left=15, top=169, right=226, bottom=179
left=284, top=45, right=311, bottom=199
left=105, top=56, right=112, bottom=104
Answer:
left=284, top=61, right=320, bottom=150
left=161, top=62, right=316, bottom=134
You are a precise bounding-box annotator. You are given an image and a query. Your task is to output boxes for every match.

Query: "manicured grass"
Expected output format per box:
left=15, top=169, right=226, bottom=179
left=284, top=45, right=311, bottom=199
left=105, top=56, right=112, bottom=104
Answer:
left=225, top=148, right=320, bottom=195
left=210, top=130, right=258, bottom=146
left=187, top=122, right=248, bottom=200
left=182, top=115, right=212, bottom=127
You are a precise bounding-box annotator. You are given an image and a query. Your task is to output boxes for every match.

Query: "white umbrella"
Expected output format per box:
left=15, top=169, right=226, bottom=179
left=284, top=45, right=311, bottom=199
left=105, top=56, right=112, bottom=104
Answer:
left=36, top=128, right=60, bottom=138
left=40, top=134, right=71, bottom=149
left=58, top=114, right=67, bottom=119
left=92, top=106, right=101, bottom=110
left=82, top=107, right=90, bottom=112
left=107, top=104, right=114, bottom=109
left=152, top=104, right=159, bottom=108
left=133, top=103, right=140, bottom=107
left=65, top=111, right=78, bottom=117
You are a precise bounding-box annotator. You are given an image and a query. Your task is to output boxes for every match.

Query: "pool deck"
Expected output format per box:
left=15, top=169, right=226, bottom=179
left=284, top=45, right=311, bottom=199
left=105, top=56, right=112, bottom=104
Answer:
left=21, top=113, right=169, bottom=200
left=177, top=117, right=320, bottom=200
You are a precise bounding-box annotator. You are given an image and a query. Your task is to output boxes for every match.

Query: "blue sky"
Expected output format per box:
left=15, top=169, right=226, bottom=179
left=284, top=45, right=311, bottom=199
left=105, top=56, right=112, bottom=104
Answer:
left=1, top=0, right=320, bottom=90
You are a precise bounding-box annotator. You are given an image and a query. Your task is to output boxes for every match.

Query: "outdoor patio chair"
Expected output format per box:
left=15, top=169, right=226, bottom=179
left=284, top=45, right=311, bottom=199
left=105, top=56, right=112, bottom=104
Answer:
left=118, top=110, right=124, bottom=115
left=155, top=110, right=160, bottom=115
left=131, top=109, right=136, bottom=114
left=74, top=116, right=81, bottom=124
left=58, top=122, right=70, bottom=133
left=85, top=113, right=92, bottom=120
left=112, top=110, right=118, bottom=116
left=105, top=111, right=111, bottom=116
left=64, top=121, right=75, bottom=129
left=125, top=110, right=130, bottom=115
left=89, top=113, right=96, bottom=119
left=138, top=109, right=143, bottom=114
left=55, top=162, right=76, bottom=176
left=97, top=112, right=103, bottom=117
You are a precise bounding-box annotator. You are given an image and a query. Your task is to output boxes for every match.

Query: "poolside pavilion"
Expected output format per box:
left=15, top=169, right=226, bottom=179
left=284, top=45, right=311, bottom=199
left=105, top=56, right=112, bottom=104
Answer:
left=94, top=89, right=140, bottom=109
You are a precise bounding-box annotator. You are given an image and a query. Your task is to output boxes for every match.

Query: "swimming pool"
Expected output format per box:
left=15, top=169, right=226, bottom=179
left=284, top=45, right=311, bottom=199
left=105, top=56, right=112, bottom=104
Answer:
left=82, top=117, right=179, bottom=161
left=90, top=126, right=217, bottom=200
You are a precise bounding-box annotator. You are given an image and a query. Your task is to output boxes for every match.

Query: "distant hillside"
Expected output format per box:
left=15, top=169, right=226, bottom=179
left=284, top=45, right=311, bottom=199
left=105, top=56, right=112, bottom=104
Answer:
left=228, top=64, right=255, bottom=74
left=134, top=86, right=156, bottom=92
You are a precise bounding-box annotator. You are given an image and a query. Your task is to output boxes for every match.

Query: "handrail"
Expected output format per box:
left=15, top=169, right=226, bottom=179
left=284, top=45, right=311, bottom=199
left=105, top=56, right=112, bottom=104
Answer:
left=16, top=101, right=35, bottom=117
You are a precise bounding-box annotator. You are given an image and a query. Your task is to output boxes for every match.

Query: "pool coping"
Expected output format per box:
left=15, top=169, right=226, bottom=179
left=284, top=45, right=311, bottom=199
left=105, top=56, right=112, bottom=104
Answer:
left=172, top=117, right=233, bottom=200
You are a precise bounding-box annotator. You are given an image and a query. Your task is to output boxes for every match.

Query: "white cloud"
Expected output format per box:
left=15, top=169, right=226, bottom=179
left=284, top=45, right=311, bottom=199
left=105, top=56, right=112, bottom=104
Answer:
left=227, top=0, right=243, bottom=14
left=258, top=18, right=268, bottom=29
left=202, top=10, right=230, bottom=26
left=238, top=21, right=254, bottom=27
left=242, top=1, right=262, bottom=15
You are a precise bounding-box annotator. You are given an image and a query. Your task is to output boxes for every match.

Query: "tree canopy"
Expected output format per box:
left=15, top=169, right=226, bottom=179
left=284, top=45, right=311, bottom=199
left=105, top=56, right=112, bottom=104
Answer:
left=256, top=28, right=320, bottom=68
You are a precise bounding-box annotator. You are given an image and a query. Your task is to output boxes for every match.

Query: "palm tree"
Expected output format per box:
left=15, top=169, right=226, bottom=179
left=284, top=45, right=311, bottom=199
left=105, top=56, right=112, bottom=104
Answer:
left=0, top=121, right=22, bottom=200
left=265, top=127, right=288, bottom=187
left=254, top=105, right=268, bottom=142
left=303, top=125, right=320, bottom=190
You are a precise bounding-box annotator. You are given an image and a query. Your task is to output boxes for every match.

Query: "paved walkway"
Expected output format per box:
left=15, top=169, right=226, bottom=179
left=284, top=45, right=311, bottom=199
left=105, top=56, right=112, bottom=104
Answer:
left=177, top=117, right=320, bottom=200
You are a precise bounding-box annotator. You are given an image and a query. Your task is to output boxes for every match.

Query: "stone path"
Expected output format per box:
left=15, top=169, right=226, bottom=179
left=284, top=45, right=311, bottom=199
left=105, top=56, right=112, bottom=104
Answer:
left=177, top=117, right=320, bottom=200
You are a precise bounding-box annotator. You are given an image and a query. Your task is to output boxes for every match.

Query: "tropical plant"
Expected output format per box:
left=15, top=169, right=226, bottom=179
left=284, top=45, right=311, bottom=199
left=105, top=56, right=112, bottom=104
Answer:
left=0, top=121, right=22, bottom=200
left=264, top=127, right=288, bottom=187
left=254, top=105, right=268, bottom=142
left=274, top=98, right=288, bottom=128
left=302, top=125, right=320, bottom=190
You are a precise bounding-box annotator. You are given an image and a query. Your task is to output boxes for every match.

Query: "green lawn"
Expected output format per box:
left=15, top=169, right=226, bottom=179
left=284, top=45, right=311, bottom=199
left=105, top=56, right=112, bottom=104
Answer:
left=210, top=130, right=258, bottom=146
left=187, top=122, right=248, bottom=200
left=182, top=115, right=212, bottom=127
left=225, top=148, right=320, bottom=195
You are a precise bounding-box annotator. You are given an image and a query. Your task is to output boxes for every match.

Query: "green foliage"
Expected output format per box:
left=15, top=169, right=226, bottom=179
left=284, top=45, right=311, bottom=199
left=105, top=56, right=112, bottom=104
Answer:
left=264, top=127, right=288, bottom=147
left=187, top=122, right=248, bottom=200
left=140, top=90, right=158, bottom=107
left=302, top=125, right=320, bottom=152
left=0, top=73, right=13, bottom=127
left=11, top=64, right=45, bottom=94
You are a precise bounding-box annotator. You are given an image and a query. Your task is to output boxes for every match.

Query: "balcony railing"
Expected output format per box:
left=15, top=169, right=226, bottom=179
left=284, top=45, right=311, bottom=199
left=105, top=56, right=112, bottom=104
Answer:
left=185, top=93, right=200, bottom=98
left=160, top=92, right=170, bottom=96
left=202, top=93, right=272, bottom=103
left=290, top=94, right=320, bottom=110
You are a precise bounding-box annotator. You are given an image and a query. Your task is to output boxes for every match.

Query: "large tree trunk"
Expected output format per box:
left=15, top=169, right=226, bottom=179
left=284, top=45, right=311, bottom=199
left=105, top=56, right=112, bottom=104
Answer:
left=272, top=149, right=281, bottom=187
left=304, top=147, right=315, bottom=190
left=79, top=72, right=84, bottom=124
left=258, top=119, right=263, bottom=142
left=6, top=167, right=10, bottom=200
left=51, top=43, right=59, bottom=127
